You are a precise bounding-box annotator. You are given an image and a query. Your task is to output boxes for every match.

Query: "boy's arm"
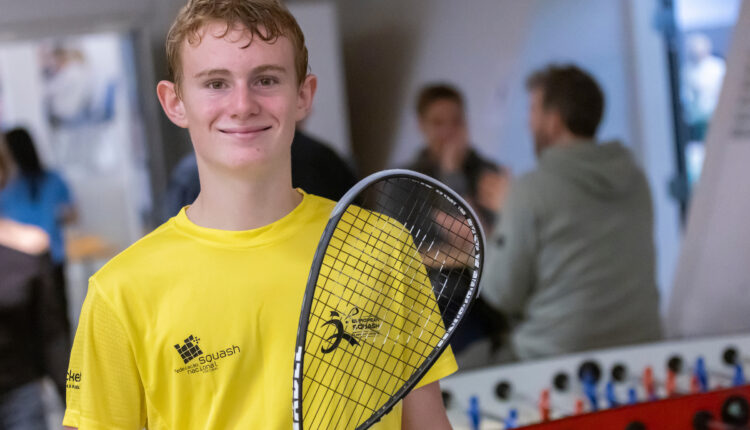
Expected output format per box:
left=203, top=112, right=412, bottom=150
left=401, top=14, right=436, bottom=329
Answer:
left=402, top=381, right=452, bottom=430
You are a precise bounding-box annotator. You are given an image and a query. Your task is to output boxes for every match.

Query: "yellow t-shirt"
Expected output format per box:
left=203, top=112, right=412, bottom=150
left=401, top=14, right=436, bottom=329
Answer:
left=63, top=192, right=457, bottom=429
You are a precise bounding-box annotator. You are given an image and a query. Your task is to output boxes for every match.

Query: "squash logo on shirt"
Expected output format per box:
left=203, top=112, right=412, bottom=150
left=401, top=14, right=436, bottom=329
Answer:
left=320, top=306, right=382, bottom=354
left=173, top=334, right=241, bottom=375
left=174, top=335, right=203, bottom=364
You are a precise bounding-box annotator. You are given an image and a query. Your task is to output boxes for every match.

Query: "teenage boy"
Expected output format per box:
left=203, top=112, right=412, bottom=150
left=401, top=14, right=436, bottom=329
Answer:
left=63, top=1, right=456, bottom=429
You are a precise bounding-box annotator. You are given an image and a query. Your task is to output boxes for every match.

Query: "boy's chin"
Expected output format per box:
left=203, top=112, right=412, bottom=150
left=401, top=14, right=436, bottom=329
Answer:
left=213, top=154, right=284, bottom=175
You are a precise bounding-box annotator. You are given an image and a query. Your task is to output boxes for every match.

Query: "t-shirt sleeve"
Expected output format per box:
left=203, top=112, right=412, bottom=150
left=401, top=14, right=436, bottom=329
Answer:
left=414, top=344, right=457, bottom=389
left=63, top=279, right=146, bottom=430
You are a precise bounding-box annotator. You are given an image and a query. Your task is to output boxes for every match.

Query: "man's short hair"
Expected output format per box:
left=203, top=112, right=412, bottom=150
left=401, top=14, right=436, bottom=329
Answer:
left=526, top=64, right=604, bottom=138
left=416, top=83, right=465, bottom=118
left=166, top=0, right=308, bottom=94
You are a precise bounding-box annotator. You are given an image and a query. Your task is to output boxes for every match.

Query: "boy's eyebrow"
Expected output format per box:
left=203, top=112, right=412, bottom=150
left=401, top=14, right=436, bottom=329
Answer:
left=193, top=68, right=231, bottom=79
left=193, top=65, right=287, bottom=79
left=253, top=64, right=287, bottom=75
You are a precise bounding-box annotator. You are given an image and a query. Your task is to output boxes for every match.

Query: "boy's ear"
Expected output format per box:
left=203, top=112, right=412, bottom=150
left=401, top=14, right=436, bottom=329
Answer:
left=295, top=74, right=317, bottom=122
left=157, top=80, right=189, bottom=128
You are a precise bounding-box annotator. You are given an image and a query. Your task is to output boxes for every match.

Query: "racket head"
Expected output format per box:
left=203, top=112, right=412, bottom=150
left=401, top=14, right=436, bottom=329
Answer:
left=293, top=169, right=485, bottom=430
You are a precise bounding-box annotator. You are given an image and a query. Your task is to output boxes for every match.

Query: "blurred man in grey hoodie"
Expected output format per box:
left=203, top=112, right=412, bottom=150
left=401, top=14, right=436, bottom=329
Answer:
left=481, top=65, right=661, bottom=362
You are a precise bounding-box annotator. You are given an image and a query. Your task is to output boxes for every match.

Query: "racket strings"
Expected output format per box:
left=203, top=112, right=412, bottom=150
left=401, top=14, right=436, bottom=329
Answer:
left=333, top=205, right=471, bottom=317
left=305, top=234, right=442, bottom=426
left=385, top=178, right=476, bottom=250
left=307, top=276, right=440, bottom=371
left=374, top=180, right=476, bottom=325
left=302, top=177, right=479, bottom=429
left=309, top=215, right=461, bottom=360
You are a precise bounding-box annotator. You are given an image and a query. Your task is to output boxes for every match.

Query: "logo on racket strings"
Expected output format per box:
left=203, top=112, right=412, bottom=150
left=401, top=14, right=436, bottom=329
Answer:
left=320, top=307, right=382, bottom=354
left=321, top=311, right=360, bottom=353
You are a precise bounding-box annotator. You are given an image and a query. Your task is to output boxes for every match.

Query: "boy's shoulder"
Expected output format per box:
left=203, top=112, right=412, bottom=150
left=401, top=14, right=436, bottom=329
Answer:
left=302, top=192, right=338, bottom=219
left=92, top=194, right=338, bottom=291
left=90, top=218, right=184, bottom=290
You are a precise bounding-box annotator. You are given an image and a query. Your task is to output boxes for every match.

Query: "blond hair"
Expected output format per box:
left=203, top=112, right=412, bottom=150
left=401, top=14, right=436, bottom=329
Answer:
left=166, top=0, right=308, bottom=94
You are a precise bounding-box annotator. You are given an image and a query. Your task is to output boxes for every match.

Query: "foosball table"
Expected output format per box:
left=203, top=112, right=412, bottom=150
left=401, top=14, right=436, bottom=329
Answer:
left=442, top=334, right=750, bottom=429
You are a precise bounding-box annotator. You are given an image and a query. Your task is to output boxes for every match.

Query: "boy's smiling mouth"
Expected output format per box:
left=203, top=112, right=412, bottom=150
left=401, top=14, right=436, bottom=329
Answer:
left=219, top=125, right=273, bottom=136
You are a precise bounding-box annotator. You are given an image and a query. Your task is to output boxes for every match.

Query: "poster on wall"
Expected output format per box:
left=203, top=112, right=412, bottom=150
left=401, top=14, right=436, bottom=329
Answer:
left=39, top=39, right=129, bottom=174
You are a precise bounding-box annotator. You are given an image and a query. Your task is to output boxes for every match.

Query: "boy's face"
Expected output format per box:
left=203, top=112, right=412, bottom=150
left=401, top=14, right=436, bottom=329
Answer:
left=158, top=21, right=315, bottom=175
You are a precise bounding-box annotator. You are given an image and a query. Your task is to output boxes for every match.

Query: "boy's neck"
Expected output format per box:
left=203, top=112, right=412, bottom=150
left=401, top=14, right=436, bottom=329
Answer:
left=185, top=167, right=302, bottom=231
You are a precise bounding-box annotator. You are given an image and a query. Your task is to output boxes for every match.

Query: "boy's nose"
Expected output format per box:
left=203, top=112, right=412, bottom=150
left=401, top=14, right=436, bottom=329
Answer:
left=230, top=87, right=261, bottom=119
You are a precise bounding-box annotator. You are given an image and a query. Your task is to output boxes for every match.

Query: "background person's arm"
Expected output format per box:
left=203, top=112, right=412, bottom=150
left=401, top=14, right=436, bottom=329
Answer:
left=481, top=179, right=538, bottom=317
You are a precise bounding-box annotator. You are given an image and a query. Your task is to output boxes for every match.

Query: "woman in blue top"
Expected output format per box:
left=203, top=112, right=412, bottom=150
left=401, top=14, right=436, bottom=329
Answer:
left=0, top=131, right=69, bottom=429
left=0, top=127, right=76, bottom=333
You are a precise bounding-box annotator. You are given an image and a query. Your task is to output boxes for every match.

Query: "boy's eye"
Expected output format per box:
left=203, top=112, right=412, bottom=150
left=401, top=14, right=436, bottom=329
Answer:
left=257, top=76, right=279, bottom=87
left=206, top=81, right=226, bottom=90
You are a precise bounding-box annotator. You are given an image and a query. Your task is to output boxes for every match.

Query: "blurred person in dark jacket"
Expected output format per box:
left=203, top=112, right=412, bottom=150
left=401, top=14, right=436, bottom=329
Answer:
left=0, top=132, right=69, bottom=429
left=404, top=83, right=509, bottom=357
left=406, top=83, right=508, bottom=231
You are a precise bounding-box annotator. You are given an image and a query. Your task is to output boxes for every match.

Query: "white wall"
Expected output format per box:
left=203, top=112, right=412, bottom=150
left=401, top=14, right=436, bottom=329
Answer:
left=291, top=2, right=352, bottom=158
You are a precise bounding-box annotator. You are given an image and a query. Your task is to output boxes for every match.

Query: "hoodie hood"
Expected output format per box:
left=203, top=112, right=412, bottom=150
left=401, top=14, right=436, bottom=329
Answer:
left=539, top=140, right=640, bottom=199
